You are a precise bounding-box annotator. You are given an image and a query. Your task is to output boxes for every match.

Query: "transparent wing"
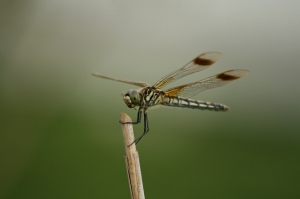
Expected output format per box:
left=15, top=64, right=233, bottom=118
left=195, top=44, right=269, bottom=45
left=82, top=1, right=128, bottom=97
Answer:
left=152, top=52, right=221, bottom=89
left=92, top=73, right=150, bottom=87
left=164, top=70, right=249, bottom=98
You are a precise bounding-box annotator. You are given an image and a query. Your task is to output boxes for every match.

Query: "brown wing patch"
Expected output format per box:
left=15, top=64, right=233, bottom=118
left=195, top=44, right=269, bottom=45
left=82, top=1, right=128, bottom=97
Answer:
left=217, top=70, right=249, bottom=81
left=193, top=57, right=214, bottom=66
left=217, top=73, right=240, bottom=81
left=164, top=85, right=186, bottom=97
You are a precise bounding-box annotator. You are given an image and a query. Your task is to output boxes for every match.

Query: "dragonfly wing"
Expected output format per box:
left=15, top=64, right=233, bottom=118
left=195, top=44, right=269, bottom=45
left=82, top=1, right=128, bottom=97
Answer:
left=164, top=70, right=249, bottom=98
left=92, top=73, right=150, bottom=87
left=152, top=52, right=221, bottom=89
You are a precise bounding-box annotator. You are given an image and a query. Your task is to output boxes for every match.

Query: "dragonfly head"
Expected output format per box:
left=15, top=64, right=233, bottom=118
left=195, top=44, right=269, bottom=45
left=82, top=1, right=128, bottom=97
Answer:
left=123, top=89, right=141, bottom=108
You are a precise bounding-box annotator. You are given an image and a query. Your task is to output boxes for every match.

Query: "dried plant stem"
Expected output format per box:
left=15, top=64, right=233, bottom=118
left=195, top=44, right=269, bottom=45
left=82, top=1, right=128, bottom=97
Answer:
left=120, top=113, right=145, bottom=199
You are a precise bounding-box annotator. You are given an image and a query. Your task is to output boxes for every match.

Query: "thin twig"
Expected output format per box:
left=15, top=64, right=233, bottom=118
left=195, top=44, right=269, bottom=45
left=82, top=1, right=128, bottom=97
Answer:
left=120, top=113, right=145, bottom=199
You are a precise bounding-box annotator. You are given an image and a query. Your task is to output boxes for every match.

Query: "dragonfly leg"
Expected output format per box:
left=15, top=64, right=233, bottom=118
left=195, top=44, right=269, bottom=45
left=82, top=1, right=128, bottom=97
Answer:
left=119, top=110, right=142, bottom=125
left=128, top=112, right=149, bottom=146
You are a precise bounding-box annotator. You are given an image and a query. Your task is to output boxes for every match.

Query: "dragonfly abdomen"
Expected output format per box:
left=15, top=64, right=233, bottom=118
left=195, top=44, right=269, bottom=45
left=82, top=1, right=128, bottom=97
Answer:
left=162, top=96, right=229, bottom=111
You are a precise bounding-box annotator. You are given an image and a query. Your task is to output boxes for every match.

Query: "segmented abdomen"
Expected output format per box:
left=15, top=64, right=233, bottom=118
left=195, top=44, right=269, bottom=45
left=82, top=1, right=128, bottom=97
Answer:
left=162, top=96, right=229, bottom=111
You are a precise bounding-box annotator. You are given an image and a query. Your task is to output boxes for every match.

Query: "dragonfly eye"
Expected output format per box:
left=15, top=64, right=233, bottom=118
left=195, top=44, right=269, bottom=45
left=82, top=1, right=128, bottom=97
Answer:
left=123, top=89, right=140, bottom=108
left=128, top=90, right=140, bottom=104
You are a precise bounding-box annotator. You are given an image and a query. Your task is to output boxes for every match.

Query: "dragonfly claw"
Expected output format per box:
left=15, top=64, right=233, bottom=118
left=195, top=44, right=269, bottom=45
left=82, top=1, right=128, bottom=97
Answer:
left=119, top=120, right=133, bottom=124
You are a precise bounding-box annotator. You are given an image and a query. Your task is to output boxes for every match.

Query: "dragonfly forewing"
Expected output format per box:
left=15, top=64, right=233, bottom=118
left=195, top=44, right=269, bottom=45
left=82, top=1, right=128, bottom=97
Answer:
left=152, top=52, right=222, bottom=89
left=92, top=73, right=150, bottom=87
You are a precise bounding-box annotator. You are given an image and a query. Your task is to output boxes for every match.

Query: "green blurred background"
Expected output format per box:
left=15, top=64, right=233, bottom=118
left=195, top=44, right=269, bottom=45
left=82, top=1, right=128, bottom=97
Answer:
left=1, top=1, right=300, bottom=198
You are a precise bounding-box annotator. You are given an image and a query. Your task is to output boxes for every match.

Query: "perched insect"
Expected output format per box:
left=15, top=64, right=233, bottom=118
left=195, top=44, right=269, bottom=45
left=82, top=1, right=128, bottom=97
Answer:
left=93, top=52, right=249, bottom=145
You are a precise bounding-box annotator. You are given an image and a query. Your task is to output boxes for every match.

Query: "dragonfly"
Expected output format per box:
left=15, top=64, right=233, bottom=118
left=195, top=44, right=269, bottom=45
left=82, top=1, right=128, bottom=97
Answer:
left=93, top=52, right=249, bottom=145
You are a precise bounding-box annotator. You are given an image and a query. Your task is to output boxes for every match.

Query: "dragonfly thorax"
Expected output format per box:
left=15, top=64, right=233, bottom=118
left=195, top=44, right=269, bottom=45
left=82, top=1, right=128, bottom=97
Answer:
left=123, top=89, right=141, bottom=108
